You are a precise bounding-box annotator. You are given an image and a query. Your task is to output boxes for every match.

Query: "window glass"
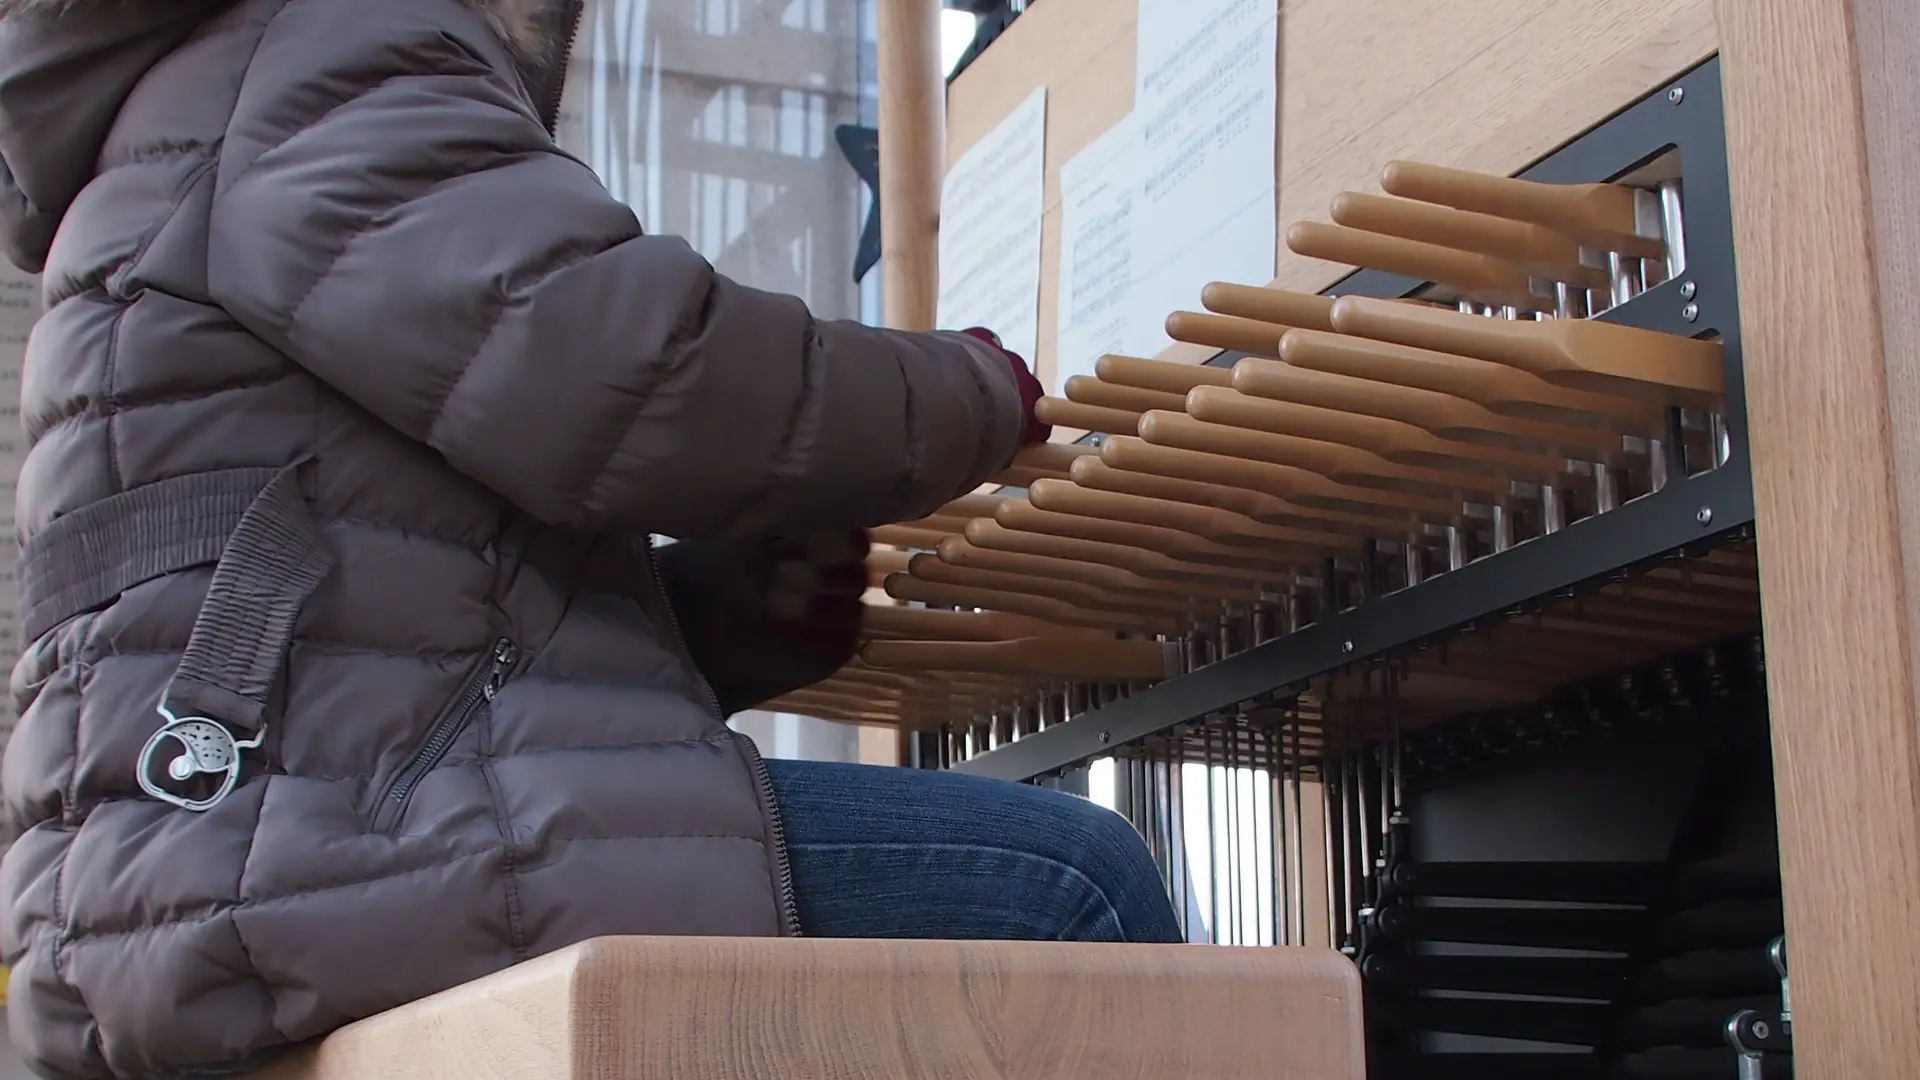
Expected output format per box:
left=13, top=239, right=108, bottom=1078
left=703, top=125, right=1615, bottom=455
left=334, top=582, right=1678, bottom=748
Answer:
left=554, top=0, right=873, bottom=322
left=555, top=0, right=880, bottom=761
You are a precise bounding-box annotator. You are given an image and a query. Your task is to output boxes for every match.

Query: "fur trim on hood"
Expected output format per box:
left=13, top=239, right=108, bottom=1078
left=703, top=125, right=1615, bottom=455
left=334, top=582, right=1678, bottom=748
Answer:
left=0, top=0, right=551, bottom=51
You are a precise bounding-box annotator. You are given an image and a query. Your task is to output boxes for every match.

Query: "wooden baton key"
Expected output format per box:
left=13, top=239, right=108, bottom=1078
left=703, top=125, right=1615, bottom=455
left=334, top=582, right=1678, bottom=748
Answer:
left=1200, top=283, right=1337, bottom=331
left=1328, top=295, right=1725, bottom=405
left=882, top=572, right=1182, bottom=634
left=1286, top=221, right=1554, bottom=313
left=989, top=442, right=1102, bottom=487
left=1095, top=354, right=1234, bottom=394
left=1329, top=191, right=1607, bottom=288
left=1138, top=409, right=1503, bottom=505
left=937, top=536, right=1259, bottom=604
left=861, top=603, right=1103, bottom=642
left=866, top=547, right=912, bottom=586
left=1165, top=311, right=1296, bottom=357
left=1034, top=396, right=1140, bottom=435
left=1379, top=160, right=1665, bottom=259
left=1064, top=375, right=1188, bottom=414
left=1068, top=455, right=1385, bottom=535
left=937, top=493, right=1014, bottom=519
left=1099, top=434, right=1453, bottom=526
left=1027, top=477, right=1361, bottom=554
left=872, top=523, right=957, bottom=550
left=1183, top=384, right=1576, bottom=482
left=904, top=552, right=1204, bottom=619
left=1233, top=353, right=1623, bottom=463
left=963, top=517, right=1286, bottom=590
left=861, top=636, right=1183, bottom=682
left=1273, top=327, right=1661, bottom=430
left=995, top=497, right=1319, bottom=574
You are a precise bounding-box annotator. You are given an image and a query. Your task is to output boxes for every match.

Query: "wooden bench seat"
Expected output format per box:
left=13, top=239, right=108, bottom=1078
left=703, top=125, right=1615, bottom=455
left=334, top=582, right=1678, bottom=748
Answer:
left=246, top=936, right=1366, bottom=1079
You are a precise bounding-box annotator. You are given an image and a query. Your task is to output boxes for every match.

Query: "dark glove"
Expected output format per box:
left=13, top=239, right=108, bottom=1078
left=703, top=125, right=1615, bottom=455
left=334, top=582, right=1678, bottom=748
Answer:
left=765, top=529, right=870, bottom=668
left=658, top=530, right=869, bottom=715
left=960, top=327, right=1051, bottom=446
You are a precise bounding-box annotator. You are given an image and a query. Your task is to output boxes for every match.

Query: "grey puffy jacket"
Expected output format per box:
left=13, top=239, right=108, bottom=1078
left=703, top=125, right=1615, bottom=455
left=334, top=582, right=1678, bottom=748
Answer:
left=0, top=0, right=1025, bottom=1075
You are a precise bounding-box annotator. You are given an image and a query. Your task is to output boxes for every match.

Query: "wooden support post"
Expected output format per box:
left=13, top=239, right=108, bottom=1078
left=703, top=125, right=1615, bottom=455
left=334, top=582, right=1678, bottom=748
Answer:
left=1717, top=1, right=1920, bottom=1075
left=875, top=0, right=945, bottom=332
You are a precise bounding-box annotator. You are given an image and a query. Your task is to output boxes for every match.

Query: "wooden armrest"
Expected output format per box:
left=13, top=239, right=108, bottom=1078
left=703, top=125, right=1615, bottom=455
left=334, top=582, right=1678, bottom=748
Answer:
left=246, top=936, right=1365, bottom=1080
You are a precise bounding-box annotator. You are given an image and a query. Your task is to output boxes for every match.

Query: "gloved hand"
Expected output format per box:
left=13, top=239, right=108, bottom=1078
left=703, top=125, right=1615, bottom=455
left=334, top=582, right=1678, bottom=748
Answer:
left=765, top=529, right=871, bottom=665
left=960, top=327, right=1052, bottom=446
left=657, top=529, right=870, bottom=715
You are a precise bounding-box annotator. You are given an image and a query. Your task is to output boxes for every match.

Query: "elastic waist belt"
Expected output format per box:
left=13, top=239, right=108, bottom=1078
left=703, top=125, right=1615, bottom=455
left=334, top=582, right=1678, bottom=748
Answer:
left=18, top=462, right=337, bottom=810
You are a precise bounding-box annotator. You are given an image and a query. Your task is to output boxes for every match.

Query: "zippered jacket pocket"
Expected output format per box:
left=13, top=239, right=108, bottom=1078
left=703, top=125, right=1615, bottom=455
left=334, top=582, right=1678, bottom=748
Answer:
left=372, top=637, right=518, bottom=834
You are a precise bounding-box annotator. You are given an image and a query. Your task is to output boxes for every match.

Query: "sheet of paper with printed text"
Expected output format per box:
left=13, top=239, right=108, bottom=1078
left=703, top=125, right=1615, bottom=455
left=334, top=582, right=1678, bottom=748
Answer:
left=937, top=87, right=1048, bottom=363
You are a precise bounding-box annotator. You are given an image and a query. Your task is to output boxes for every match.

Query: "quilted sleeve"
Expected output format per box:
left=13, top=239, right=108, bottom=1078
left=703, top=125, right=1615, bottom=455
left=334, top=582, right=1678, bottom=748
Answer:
left=207, top=6, right=1024, bottom=538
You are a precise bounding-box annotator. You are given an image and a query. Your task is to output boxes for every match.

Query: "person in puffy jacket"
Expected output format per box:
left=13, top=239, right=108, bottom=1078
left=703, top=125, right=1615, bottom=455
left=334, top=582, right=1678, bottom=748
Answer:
left=0, top=0, right=1184, bottom=1077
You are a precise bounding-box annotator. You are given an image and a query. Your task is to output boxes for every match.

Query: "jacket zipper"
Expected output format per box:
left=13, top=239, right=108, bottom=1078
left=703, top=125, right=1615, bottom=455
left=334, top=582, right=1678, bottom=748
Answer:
left=646, top=538, right=803, bottom=938
left=376, top=637, right=519, bottom=834
left=537, top=0, right=586, bottom=136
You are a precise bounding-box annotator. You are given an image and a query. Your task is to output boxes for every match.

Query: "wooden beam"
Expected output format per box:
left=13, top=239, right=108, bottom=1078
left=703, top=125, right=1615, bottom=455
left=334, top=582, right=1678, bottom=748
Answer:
left=875, top=0, right=944, bottom=330
left=1716, top=0, right=1920, bottom=1074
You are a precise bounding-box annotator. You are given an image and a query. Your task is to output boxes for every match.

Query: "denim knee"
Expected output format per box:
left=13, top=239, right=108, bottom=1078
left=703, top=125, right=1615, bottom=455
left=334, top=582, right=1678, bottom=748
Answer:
left=1023, top=787, right=1183, bottom=943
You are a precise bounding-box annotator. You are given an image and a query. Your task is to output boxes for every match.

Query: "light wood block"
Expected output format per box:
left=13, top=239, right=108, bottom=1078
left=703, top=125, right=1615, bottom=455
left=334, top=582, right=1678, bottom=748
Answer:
left=1718, top=0, right=1920, bottom=1075
left=244, top=937, right=1365, bottom=1080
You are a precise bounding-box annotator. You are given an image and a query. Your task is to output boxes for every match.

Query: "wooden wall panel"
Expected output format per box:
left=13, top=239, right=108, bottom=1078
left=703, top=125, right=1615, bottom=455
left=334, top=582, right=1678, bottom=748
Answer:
left=946, top=0, right=1716, bottom=378
left=947, top=0, right=1134, bottom=392
left=1276, top=0, right=1716, bottom=293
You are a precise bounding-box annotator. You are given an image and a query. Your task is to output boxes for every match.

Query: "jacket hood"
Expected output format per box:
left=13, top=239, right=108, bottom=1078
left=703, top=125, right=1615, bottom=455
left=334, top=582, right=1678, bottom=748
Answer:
left=0, top=0, right=554, bottom=274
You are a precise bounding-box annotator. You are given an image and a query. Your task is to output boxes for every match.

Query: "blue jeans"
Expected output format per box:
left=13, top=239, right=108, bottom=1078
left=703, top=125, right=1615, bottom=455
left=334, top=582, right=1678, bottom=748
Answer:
left=763, top=758, right=1184, bottom=942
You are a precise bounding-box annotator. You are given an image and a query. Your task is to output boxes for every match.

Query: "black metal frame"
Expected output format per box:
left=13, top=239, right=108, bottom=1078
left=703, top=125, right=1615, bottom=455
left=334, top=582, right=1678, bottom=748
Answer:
left=945, top=1, right=1030, bottom=83
left=953, top=57, right=1744, bottom=784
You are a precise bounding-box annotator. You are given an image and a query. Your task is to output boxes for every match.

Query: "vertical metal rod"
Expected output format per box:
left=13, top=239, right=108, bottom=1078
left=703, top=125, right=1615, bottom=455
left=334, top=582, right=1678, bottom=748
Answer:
left=1376, top=741, right=1391, bottom=888
left=1171, top=728, right=1189, bottom=941
left=1633, top=187, right=1667, bottom=289
left=1491, top=504, right=1514, bottom=552
left=1554, top=281, right=1589, bottom=319
left=1226, top=725, right=1243, bottom=945
left=1205, top=723, right=1222, bottom=944
left=1267, top=724, right=1284, bottom=946
left=1347, top=738, right=1369, bottom=917
left=1665, top=406, right=1691, bottom=480
left=1289, top=718, right=1307, bottom=947
left=1446, top=525, right=1468, bottom=570
left=1587, top=281, right=1612, bottom=317
left=1658, top=178, right=1687, bottom=281
left=1129, top=753, right=1146, bottom=853
left=1388, top=670, right=1406, bottom=825
left=1323, top=757, right=1344, bottom=949
left=1152, top=749, right=1167, bottom=891
left=1608, top=250, right=1643, bottom=306
left=1595, top=462, right=1620, bottom=513
left=1228, top=722, right=1244, bottom=941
